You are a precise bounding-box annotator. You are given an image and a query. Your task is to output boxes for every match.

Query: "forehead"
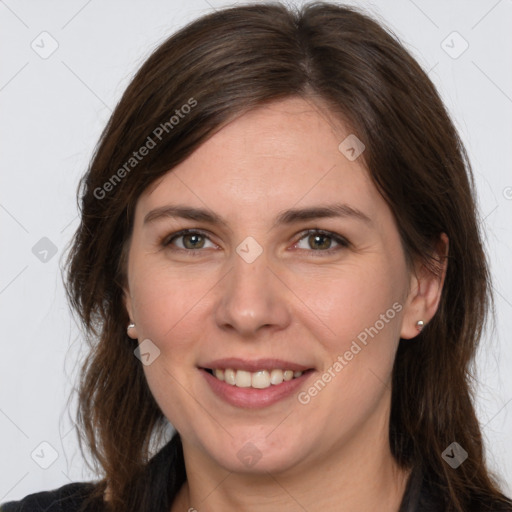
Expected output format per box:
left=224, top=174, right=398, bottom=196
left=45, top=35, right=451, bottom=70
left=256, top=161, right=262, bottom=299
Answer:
left=138, top=97, right=384, bottom=225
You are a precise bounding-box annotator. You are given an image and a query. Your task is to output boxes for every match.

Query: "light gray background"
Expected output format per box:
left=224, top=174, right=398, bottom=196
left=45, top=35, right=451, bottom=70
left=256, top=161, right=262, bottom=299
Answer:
left=1, top=0, right=511, bottom=502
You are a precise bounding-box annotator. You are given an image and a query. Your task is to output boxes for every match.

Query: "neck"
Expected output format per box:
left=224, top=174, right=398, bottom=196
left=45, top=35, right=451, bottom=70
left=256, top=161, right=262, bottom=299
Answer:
left=174, top=460, right=410, bottom=512
left=171, top=403, right=411, bottom=512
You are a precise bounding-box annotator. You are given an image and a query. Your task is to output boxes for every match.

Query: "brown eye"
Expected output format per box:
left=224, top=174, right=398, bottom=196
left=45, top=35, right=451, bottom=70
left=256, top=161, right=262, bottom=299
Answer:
left=294, top=229, right=349, bottom=254
left=164, top=230, right=215, bottom=251
left=308, top=233, right=333, bottom=250
left=181, top=233, right=206, bottom=249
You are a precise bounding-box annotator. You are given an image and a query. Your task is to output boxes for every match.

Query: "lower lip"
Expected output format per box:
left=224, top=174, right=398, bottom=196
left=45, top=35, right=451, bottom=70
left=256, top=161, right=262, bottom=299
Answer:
left=200, top=369, right=314, bottom=409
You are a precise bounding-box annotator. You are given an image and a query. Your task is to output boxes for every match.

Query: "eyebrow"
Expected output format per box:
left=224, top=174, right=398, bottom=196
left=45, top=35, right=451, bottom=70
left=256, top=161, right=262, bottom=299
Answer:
left=143, top=203, right=372, bottom=228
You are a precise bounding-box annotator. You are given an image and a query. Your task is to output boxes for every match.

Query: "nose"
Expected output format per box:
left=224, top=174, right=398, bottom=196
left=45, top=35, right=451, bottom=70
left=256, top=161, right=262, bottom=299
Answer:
left=213, top=250, right=292, bottom=338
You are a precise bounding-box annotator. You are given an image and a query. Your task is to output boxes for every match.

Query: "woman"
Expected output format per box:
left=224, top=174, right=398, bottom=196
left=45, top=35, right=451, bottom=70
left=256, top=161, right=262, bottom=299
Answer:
left=2, top=2, right=511, bottom=511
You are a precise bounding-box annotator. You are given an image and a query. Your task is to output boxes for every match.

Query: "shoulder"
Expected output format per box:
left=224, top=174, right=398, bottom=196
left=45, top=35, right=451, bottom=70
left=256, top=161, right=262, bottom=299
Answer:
left=0, top=482, right=100, bottom=512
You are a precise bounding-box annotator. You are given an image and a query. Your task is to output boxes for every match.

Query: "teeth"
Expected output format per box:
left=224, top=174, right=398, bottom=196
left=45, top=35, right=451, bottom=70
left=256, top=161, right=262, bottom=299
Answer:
left=252, top=370, right=270, bottom=389
left=235, top=370, right=252, bottom=388
left=269, top=369, right=284, bottom=385
left=210, top=368, right=304, bottom=388
left=283, top=370, right=294, bottom=381
left=224, top=368, right=236, bottom=386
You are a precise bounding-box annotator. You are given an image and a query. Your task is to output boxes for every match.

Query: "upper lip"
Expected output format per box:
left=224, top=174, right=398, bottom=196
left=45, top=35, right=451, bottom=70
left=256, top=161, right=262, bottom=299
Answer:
left=199, top=358, right=314, bottom=373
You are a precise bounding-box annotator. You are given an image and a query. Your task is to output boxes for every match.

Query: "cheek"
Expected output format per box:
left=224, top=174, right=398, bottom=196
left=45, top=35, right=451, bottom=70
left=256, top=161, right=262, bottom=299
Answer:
left=295, top=261, right=404, bottom=355
left=294, top=268, right=403, bottom=430
left=129, top=259, right=218, bottom=350
left=291, top=264, right=404, bottom=419
left=127, top=263, right=218, bottom=434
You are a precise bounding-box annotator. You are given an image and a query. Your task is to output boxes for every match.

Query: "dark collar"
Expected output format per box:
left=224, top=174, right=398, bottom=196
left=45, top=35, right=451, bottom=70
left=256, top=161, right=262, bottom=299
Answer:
left=398, top=465, right=444, bottom=512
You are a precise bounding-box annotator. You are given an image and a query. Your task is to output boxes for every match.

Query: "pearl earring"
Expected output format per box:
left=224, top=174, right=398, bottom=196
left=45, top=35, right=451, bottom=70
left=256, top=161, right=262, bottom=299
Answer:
left=127, top=323, right=136, bottom=334
left=416, top=320, right=424, bottom=332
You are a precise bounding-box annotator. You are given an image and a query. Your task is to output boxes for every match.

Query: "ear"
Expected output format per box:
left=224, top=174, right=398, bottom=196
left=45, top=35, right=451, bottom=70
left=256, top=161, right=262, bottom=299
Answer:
left=400, top=233, right=449, bottom=340
left=124, top=286, right=139, bottom=340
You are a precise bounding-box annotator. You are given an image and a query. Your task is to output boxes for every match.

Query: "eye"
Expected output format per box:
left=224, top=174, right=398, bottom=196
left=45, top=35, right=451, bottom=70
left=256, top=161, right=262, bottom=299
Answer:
left=162, top=228, right=349, bottom=256
left=163, top=229, right=217, bottom=252
left=292, top=229, right=349, bottom=254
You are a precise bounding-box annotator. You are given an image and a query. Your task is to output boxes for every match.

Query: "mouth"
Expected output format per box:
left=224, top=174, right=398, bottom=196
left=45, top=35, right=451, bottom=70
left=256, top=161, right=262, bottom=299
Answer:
left=198, top=358, right=316, bottom=408
left=201, top=367, right=311, bottom=389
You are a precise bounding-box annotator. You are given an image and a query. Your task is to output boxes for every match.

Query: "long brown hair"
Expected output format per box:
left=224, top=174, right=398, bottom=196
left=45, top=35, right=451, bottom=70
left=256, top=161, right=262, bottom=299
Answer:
left=65, top=2, right=511, bottom=511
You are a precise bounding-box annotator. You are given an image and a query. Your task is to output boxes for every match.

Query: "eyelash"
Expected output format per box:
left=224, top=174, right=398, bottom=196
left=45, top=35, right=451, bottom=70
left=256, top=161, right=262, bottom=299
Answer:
left=161, top=228, right=350, bottom=256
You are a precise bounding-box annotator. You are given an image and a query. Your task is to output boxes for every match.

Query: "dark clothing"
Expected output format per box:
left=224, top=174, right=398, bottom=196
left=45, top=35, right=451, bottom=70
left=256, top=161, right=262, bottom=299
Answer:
left=1, top=483, right=97, bottom=512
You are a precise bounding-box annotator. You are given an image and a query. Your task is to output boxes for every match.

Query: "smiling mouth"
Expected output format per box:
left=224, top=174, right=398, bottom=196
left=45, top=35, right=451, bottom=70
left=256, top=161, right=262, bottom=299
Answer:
left=202, top=367, right=313, bottom=389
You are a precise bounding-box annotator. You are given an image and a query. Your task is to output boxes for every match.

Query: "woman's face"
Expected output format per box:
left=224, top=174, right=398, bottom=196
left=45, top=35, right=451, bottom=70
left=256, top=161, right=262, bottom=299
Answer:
left=124, top=97, right=426, bottom=475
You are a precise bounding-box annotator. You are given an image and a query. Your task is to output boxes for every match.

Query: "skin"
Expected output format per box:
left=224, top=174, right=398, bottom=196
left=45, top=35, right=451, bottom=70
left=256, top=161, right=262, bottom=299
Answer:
left=124, top=97, right=448, bottom=511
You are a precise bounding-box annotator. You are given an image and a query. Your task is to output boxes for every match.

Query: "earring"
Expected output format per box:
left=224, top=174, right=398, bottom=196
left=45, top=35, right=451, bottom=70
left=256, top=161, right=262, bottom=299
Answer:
left=416, top=320, right=424, bottom=332
left=127, top=323, right=136, bottom=334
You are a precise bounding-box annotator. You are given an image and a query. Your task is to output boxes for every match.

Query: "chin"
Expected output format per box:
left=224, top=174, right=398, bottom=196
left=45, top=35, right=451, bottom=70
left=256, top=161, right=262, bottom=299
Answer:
left=202, top=434, right=308, bottom=475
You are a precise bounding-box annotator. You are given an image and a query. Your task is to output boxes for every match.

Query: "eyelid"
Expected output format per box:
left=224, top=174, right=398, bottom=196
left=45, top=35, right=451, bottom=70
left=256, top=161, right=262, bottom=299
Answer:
left=291, top=228, right=350, bottom=252
left=162, top=228, right=218, bottom=249
left=162, top=228, right=350, bottom=254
